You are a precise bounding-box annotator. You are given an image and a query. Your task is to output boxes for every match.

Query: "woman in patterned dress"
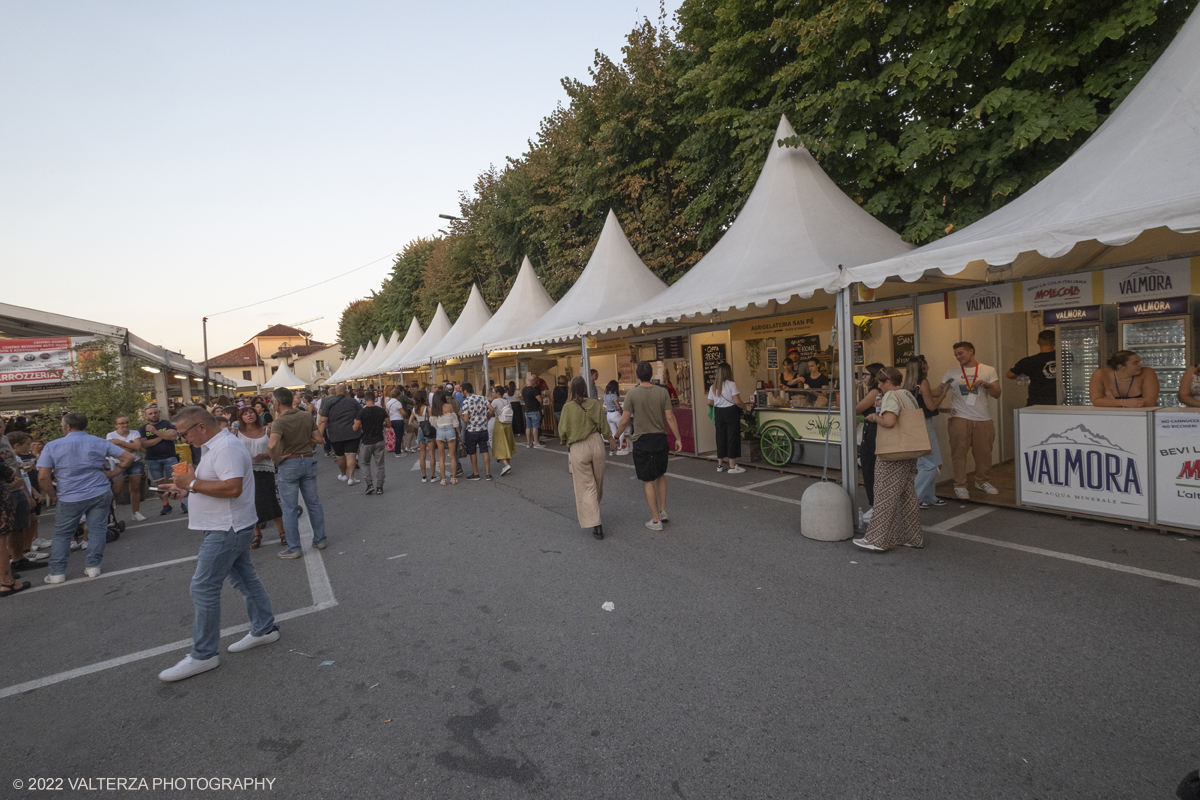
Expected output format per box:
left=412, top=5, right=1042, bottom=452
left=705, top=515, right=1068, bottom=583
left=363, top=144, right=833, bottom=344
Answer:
left=853, top=367, right=923, bottom=552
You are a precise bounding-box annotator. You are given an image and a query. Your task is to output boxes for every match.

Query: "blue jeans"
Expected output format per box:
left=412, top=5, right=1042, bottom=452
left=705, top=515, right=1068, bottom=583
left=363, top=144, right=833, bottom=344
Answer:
left=49, top=490, right=112, bottom=574
left=277, top=456, right=326, bottom=553
left=189, top=526, right=275, bottom=661
left=915, top=417, right=942, bottom=505
left=145, top=456, right=178, bottom=484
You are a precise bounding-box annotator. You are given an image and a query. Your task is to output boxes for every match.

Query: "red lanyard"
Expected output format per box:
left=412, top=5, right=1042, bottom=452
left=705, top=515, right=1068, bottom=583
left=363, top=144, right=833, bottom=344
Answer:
left=961, top=364, right=978, bottom=391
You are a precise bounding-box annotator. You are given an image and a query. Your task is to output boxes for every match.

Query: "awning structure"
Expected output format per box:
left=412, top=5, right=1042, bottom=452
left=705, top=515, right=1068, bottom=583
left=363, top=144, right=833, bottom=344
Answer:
left=587, top=115, right=912, bottom=334
left=261, top=362, right=306, bottom=389
left=347, top=332, right=395, bottom=380
left=845, top=11, right=1200, bottom=290
left=325, top=344, right=364, bottom=384
left=396, top=304, right=453, bottom=371
left=441, top=257, right=557, bottom=360
left=428, top=285, right=494, bottom=364
left=494, top=210, right=667, bottom=348
left=378, top=317, right=425, bottom=373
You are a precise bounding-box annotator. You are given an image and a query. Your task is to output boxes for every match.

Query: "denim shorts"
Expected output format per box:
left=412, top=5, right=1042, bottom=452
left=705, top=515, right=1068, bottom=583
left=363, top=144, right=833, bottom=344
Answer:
left=117, top=461, right=145, bottom=478
left=435, top=426, right=457, bottom=443
left=416, top=427, right=430, bottom=444
left=145, top=457, right=179, bottom=484
left=525, top=411, right=542, bottom=430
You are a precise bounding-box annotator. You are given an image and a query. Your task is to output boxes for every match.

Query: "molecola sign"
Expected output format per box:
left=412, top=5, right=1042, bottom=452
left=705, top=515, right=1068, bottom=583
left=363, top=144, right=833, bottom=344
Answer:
left=1017, top=411, right=1150, bottom=523
left=1023, top=274, right=1094, bottom=311
left=1154, top=411, right=1200, bottom=530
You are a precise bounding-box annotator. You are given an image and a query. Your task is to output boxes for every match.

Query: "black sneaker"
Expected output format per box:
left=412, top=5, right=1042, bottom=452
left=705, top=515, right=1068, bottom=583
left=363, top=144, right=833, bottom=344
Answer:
left=181, top=502, right=188, bottom=515
left=159, top=505, right=173, bottom=516
left=375, top=487, right=384, bottom=495
left=932, top=498, right=948, bottom=506
left=365, top=486, right=376, bottom=495
left=466, top=473, right=480, bottom=481
left=485, top=475, right=493, bottom=481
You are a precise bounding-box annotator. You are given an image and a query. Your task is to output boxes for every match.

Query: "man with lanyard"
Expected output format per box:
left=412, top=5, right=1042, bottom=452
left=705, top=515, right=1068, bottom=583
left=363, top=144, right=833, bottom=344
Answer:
left=319, top=383, right=362, bottom=486
left=941, top=341, right=1002, bottom=499
left=1007, top=330, right=1057, bottom=406
left=158, top=406, right=278, bottom=681
left=140, top=403, right=186, bottom=516
left=270, top=387, right=328, bottom=558
left=37, top=412, right=135, bottom=583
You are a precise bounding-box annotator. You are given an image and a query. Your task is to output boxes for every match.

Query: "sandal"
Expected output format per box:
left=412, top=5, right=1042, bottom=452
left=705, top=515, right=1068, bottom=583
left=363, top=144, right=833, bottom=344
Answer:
left=450, top=476, right=457, bottom=485
left=251, top=531, right=262, bottom=549
left=0, top=580, right=31, bottom=597
left=279, top=532, right=287, bottom=547
left=440, top=479, right=448, bottom=486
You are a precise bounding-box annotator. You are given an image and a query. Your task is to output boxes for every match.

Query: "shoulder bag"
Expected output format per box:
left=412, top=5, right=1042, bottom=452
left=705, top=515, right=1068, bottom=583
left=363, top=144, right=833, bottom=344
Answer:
left=875, top=391, right=932, bottom=461
left=419, top=408, right=436, bottom=439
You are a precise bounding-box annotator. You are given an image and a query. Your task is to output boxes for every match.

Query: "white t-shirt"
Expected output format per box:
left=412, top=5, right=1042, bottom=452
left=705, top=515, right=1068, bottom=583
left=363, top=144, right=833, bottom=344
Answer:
left=384, top=397, right=404, bottom=421
left=707, top=379, right=741, bottom=408
left=941, top=363, right=999, bottom=422
left=106, top=430, right=141, bottom=446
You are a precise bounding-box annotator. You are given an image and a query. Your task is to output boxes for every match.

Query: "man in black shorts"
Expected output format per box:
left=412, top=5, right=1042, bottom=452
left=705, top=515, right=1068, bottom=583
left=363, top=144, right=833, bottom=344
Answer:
left=318, top=383, right=362, bottom=487
left=458, top=383, right=493, bottom=481
left=613, top=361, right=682, bottom=531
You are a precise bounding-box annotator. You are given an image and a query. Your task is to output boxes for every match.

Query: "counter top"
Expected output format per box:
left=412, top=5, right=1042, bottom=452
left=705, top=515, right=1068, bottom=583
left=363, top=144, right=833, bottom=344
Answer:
left=1017, top=405, right=1165, bottom=415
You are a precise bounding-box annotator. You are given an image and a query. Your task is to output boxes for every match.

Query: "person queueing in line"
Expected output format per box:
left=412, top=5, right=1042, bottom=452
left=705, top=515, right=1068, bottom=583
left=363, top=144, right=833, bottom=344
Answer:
left=490, top=385, right=516, bottom=476
left=853, top=367, right=924, bottom=552
left=707, top=362, right=748, bottom=474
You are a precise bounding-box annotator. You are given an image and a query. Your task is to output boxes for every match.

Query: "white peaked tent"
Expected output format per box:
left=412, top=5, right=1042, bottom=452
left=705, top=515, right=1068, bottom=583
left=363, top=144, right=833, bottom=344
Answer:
left=261, top=362, right=306, bottom=389
left=495, top=210, right=667, bottom=348
left=428, top=285, right=494, bottom=363
left=345, top=340, right=375, bottom=382
left=845, top=11, right=1200, bottom=289
left=588, top=115, right=912, bottom=334
left=379, top=317, right=425, bottom=373
left=443, top=257, right=558, bottom=359
left=348, top=331, right=397, bottom=380
left=396, top=304, right=454, bottom=371
left=325, top=344, right=365, bottom=384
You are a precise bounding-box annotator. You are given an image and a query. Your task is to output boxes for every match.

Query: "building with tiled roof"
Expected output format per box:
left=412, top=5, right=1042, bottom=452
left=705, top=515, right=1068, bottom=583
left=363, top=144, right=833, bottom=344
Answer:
left=204, top=324, right=328, bottom=385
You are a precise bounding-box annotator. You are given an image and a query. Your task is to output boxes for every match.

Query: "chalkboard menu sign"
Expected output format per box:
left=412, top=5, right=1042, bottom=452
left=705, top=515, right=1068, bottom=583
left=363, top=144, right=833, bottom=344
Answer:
left=853, top=341, right=865, bottom=366
left=785, top=334, right=821, bottom=363
left=701, top=343, right=726, bottom=390
left=765, top=347, right=778, bottom=370
left=893, top=333, right=915, bottom=365
left=655, top=336, right=686, bottom=360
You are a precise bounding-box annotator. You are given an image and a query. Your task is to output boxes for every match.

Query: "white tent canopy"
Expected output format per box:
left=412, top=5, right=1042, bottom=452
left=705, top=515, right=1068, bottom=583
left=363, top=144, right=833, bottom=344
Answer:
left=379, top=317, right=425, bottom=373
left=440, top=257, right=557, bottom=360
left=325, top=344, right=364, bottom=384
left=494, top=210, right=667, bottom=348
left=261, top=362, right=306, bottom=389
left=396, top=303, right=453, bottom=371
left=428, top=285, right=494, bottom=364
left=587, top=115, right=912, bottom=334
left=845, top=12, right=1200, bottom=289
left=344, top=341, right=374, bottom=382
left=348, top=331, right=397, bottom=380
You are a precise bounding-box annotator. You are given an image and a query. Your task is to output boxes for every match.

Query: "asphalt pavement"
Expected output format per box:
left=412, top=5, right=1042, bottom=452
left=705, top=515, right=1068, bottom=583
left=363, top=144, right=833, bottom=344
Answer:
left=3, top=441, right=1198, bottom=799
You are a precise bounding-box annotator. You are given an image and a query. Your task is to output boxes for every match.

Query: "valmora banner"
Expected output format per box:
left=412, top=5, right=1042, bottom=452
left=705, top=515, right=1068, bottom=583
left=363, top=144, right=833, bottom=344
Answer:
left=0, top=337, right=88, bottom=385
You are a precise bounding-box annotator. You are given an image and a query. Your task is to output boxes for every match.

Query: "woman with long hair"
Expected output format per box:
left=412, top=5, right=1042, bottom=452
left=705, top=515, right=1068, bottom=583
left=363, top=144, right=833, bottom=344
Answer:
left=904, top=356, right=947, bottom=509
left=1090, top=350, right=1160, bottom=408
left=856, top=362, right=885, bottom=521
left=602, top=380, right=629, bottom=454
left=559, top=376, right=611, bottom=539
left=235, top=406, right=285, bottom=548
left=432, top=390, right=459, bottom=486
left=491, top=385, right=516, bottom=475
left=707, top=362, right=748, bottom=474
left=409, top=390, right=434, bottom=483
left=854, top=367, right=923, bottom=552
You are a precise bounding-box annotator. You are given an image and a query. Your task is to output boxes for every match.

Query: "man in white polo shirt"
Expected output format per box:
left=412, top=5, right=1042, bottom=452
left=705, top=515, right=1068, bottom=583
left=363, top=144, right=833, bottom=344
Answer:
left=157, top=406, right=278, bottom=682
left=941, top=341, right=1002, bottom=500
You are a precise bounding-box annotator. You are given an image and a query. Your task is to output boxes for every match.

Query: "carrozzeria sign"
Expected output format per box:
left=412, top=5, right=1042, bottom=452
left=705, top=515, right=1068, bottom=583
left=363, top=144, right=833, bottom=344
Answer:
left=1016, top=411, right=1151, bottom=523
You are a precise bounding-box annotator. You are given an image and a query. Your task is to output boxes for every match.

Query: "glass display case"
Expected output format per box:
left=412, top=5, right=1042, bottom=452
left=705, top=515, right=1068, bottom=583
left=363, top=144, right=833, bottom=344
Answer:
left=1058, top=324, right=1101, bottom=406
left=1121, top=317, right=1188, bottom=407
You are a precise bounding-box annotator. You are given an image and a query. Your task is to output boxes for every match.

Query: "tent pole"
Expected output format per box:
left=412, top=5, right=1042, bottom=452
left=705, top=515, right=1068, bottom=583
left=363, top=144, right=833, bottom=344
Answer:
left=836, top=287, right=859, bottom=524
left=482, top=352, right=490, bottom=394
left=911, top=294, right=921, bottom=356
left=581, top=338, right=590, bottom=390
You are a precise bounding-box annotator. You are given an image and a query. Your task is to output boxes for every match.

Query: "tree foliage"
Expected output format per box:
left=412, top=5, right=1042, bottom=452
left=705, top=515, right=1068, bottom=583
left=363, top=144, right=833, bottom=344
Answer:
left=35, top=342, right=149, bottom=442
left=336, top=0, right=1194, bottom=352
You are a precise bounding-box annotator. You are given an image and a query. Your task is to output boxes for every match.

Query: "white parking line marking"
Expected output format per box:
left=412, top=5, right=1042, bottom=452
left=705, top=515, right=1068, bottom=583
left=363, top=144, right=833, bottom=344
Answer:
left=299, top=497, right=336, bottom=609
left=387, top=553, right=408, bottom=560
left=926, top=506, right=995, bottom=532
left=22, top=555, right=199, bottom=595
left=742, top=475, right=798, bottom=490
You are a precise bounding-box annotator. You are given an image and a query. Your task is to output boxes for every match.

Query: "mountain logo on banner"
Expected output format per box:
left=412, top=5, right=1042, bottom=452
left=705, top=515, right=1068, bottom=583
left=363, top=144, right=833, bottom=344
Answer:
left=1024, top=424, right=1142, bottom=495
left=1117, top=266, right=1173, bottom=296
left=963, top=289, right=1003, bottom=313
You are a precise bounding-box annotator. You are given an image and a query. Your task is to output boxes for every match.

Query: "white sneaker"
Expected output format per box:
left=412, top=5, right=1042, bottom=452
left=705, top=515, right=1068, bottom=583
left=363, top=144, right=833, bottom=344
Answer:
left=338, top=474, right=347, bottom=481
left=43, top=573, right=66, bottom=585
left=975, top=481, right=1000, bottom=495
left=645, top=520, right=663, bottom=531
left=84, top=567, right=101, bottom=578
left=533, top=443, right=546, bottom=449
left=23, top=551, right=49, bottom=562
left=716, top=464, right=726, bottom=473
left=79, top=540, right=88, bottom=550
left=616, top=448, right=630, bottom=456
left=158, top=655, right=220, bottom=682
left=347, top=478, right=361, bottom=486
left=227, top=627, right=280, bottom=653
left=861, top=507, right=874, bottom=523
left=501, top=464, right=512, bottom=476
left=727, top=467, right=746, bottom=474
left=852, top=538, right=885, bottom=552
left=659, top=511, right=669, bottom=523
left=32, top=537, right=52, bottom=549
left=70, top=540, right=82, bottom=551
left=954, top=487, right=970, bottom=500
left=132, top=511, right=147, bottom=522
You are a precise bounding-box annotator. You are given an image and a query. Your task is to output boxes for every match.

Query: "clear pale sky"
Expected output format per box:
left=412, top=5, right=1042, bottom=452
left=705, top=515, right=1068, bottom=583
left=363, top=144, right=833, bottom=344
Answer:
left=0, top=1, right=680, bottom=361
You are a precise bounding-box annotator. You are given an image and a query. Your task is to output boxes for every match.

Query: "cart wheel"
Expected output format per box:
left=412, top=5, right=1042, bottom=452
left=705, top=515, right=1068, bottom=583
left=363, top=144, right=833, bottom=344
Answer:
left=118, top=520, right=126, bottom=533
left=759, top=426, right=794, bottom=467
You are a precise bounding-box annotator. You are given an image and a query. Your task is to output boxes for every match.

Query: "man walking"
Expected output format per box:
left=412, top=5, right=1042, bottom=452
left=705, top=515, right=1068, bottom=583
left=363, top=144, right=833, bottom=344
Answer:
left=269, top=388, right=328, bottom=558
left=353, top=390, right=389, bottom=495
left=140, top=403, right=185, bottom=515
left=319, top=383, right=362, bottom=486
left=158, top=406, right=278, bottom=682
left=38, top=412, right=135, bottom=583
left=522, top=374, right=545, bottom=449
left=942, top=341, right=1002, bottom=499
left=613, top=361, right=683, bottom=530
left=1008, top=330, right=1057, bottom=406
left=459, top=382, right=492, bottom=481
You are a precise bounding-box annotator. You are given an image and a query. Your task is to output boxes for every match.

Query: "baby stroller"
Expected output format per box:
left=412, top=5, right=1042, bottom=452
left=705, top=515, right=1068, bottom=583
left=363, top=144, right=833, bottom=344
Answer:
left=105, top=497, right=125, bottom=542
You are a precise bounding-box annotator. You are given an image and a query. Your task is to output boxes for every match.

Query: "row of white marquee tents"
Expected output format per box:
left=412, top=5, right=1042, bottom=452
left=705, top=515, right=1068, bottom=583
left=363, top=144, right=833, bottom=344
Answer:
left=325, top=7, right=1200, bottom=489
